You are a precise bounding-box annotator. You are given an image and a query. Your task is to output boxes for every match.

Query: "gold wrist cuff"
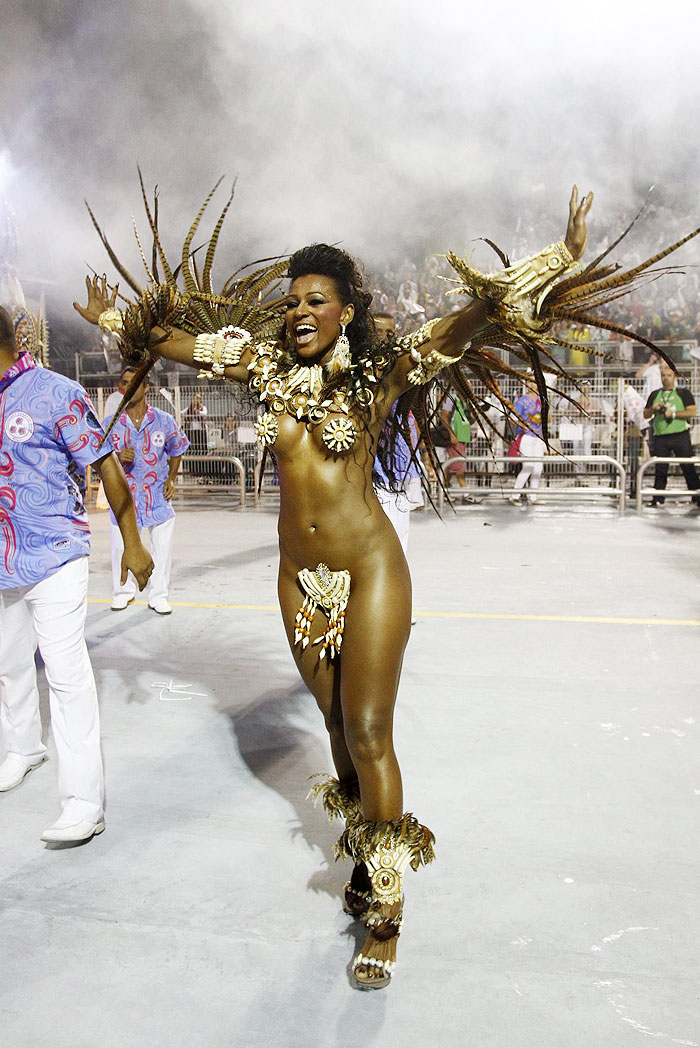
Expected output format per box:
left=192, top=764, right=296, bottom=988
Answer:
left=98, top=309, right=124, bottom=334
left=193, top=325, right=252, bottom=378
left=394, top=318, right=469, bottom=385
left=447, top=240, right=578, bottom=341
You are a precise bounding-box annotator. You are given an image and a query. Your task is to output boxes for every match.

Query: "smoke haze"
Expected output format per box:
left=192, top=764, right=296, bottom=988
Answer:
left=1, top=0, right=699, bottom=347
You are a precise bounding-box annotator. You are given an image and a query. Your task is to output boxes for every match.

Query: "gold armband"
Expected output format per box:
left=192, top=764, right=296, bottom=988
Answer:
left=447, top=240, right=577, bottom=341
left=98, top=309, right=124, bottom=335
left=193, top=325, right=252, bottom=378
left=394, top=317, right=469, bottom=385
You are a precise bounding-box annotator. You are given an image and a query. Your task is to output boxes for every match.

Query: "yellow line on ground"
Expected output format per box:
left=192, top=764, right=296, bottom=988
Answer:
left=87, top=598, right=700, bottom=627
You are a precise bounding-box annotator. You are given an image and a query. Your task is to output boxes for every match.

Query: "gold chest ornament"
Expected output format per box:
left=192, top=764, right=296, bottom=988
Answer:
left=248, top=343, right=380, bottom=453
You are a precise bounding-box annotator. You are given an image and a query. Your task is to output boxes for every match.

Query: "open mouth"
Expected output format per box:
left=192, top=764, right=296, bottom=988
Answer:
left=294, top=323, right=317, bottom=346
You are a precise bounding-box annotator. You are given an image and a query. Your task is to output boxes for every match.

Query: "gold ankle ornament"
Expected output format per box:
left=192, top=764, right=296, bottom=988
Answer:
left=307, top=773, right=362, bottom=825
left=335, top=813, right=436, bottom=988
left=294, top=563, right=351, bottom=661
left=308, top=774, right=371, bottom=917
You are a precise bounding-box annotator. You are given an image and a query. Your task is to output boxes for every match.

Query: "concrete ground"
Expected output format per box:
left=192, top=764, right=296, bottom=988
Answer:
left=1, top=499, right=699, bottom=1048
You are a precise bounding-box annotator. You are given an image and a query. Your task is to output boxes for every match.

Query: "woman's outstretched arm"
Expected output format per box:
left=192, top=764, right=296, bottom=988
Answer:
left=387, top=186, right=593, bottom=393
left=73, top=276, right=253, bottom=384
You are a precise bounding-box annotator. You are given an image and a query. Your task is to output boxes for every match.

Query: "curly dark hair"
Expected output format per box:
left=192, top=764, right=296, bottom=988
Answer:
left=285, top=243, right=376, bottom=358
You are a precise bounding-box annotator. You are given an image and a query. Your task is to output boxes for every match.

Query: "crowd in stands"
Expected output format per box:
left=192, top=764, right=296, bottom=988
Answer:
left=363, top=199, right=700, bottom=353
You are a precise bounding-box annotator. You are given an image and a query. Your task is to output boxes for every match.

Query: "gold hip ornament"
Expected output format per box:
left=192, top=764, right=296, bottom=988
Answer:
left=294, top=562, right=351, bottom=661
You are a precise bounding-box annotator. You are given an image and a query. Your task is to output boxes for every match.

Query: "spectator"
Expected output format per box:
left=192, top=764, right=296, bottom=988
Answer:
left=183, top=392, right=208, bottom=472
left=643, top=361, right=700, bottom=507
left=510, top=378, right=546, bottom=503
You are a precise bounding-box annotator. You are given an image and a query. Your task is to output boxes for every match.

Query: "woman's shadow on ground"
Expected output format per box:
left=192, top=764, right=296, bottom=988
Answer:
left=217, top=676, right=349, bottom=903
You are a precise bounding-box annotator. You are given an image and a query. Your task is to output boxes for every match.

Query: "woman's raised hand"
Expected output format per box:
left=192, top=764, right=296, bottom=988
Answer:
left=73, top=275, right=118, bottom=325
left=564, top=185, right=594, bottom=261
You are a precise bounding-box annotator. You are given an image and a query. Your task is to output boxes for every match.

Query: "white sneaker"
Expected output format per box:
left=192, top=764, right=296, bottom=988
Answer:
left=41, top=815, right=105, bottom=844
left=148, top=600, right=172, bottom=615
left=0, top=753, right=47, bottom=792
left=111, top=595, right=135, bottom=611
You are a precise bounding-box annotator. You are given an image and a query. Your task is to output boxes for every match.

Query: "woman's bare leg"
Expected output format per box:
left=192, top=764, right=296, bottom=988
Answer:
left=278, top=570, right=355, bottom=783
left=278, top=568, right=373, bottom=916
left=337, top=560, right=412, bottom=821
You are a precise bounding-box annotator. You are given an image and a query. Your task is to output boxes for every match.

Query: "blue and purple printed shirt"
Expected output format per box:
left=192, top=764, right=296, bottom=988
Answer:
left=513, top=393, right=543, bottom=438
left=104, top=405, right=189, bottom=527
left=0, top=352, right=106, bottom=588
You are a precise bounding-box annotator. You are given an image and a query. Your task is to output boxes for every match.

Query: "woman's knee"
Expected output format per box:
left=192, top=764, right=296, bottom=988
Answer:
left=343, top=713, right=393, bottom=766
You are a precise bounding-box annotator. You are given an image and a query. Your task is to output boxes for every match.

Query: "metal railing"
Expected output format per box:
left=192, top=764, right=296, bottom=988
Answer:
left=176, top=455, right=247, bottom=505
left=253, top=460, right=280, bottom=505
left=437, top=455, right=627, bottom=514
left=635, top=457, right=700, bottom=511
left=85, top=456, right=248, bottom=507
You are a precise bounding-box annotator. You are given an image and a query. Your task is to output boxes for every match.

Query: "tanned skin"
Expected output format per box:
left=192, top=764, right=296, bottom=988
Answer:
left=75, top=188, right=591, bottom=822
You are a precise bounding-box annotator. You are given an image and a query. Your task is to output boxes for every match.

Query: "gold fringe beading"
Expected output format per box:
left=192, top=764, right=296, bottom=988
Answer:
left=335, top=812, right=436, bottom=872
left=193, top=325, right=251, bottom=378
left=307, top=773, right=362, bottom=826
left=294, top=562, right=351, bottom=661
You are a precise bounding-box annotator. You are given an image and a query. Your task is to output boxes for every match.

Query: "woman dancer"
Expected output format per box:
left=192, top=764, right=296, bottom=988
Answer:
left=77, top=189, right=593, bottom=988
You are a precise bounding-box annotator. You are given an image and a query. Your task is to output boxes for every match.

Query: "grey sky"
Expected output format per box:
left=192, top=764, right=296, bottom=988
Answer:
left=1, top=0, right=698, bottom=330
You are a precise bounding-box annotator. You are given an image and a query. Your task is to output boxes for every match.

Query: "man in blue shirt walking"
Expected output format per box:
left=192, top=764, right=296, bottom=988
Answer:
left=0, top=308, right=152, bottom=843
left=104, top=366, right=190, bottom=614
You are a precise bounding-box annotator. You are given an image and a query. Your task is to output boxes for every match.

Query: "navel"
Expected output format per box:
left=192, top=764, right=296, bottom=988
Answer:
left=309, top=524, right=317, bottom=533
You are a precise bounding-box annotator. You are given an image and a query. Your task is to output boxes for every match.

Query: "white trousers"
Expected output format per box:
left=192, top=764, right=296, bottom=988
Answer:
left=376, top=488, right=411, bottom=554
left=0, top=557, right=104, bottom=821
left=110, top=516, right=175, bottom=604
left=514, top=433, right=546, bottom=493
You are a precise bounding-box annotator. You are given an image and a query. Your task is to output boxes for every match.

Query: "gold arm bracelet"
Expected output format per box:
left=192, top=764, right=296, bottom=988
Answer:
left=98, top=309, right=124, bottom=335
left=193, top=325, right=252, bottom=379
left=394, top=317, right=470, bottom=385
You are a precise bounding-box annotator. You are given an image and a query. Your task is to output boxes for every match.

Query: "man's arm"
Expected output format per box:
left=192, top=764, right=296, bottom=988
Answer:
left=671, top=388, right=697, bottom=420
left=97, top=452, right=153, bottom=588
left=643, top=390, right=660, bottom=419
left=163, top=455, right=182, bottom=500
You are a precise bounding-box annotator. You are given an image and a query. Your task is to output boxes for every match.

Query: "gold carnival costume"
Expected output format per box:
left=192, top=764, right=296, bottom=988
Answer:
left=86, top=179, right=700, bottom=990
left=310, top=773, right=435, bottom=989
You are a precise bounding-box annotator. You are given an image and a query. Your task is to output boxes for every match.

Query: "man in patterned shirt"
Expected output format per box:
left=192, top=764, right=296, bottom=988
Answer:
left=104, top=366, right=190, bottom=615
left=0, top=307, right=153, bottom=843
left=643, top=361, right=700, bottom=506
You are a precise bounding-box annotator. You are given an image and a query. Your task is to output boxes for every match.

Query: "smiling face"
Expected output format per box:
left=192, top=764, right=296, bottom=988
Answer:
left=284, top=274, right=354, bottom=365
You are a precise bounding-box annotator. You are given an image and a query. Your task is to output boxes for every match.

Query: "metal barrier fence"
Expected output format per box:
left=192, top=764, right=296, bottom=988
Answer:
left=177, top=455, right=247, bottom=505
left=436, top=455, right=627, bottom=513
left=635, top=457, right=700, bottom=511
left=84, top=344, right=700, bottom=511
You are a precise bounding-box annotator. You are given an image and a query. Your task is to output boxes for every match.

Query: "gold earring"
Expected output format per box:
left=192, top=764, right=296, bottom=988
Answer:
left=326, top=323, right=351, bottom=375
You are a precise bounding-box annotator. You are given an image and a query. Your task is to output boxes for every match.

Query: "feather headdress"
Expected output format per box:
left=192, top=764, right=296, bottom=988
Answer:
left=86, top=171, right=288, bottom=440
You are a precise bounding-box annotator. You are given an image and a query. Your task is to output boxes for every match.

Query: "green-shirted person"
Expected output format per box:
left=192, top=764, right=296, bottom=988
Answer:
left=643, top=360, right=700, bottom=506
